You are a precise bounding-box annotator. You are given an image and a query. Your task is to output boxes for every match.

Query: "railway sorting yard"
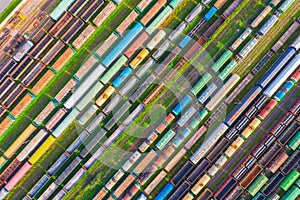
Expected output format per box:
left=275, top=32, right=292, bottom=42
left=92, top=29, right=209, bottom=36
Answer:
left=0, top=0, right=299, bottom=199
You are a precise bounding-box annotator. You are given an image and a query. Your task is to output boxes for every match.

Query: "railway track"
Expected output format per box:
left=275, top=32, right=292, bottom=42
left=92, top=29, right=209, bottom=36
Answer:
left=233, top=1, right=300, bottom=76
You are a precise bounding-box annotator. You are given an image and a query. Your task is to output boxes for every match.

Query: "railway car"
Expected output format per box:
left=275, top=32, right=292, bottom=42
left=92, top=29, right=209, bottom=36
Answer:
left=38, top=182, right=58, bottom=200
left=258, top=99, right=277, bottom=120
left=169, top=181, right=190, bottom=200
left=154, top=182, right=174, bottom=200
left=152, top=40, right=171, bottom=60
left=258, top=15, right=278, bottom=36
left=106, top=169, right=125, bottom=190
left=203, top=15, right=226, bottom=39
left=28, top=174, right=50, bottom=197
left=51, top=108, right=80, bottom=138
left=204, top=7, right=217, bottom=21
left=165, top=148, right=186, bottom=172
left=207, top=138, right=230, bottom=162
left=122, top=151, right=141, bottom=171
left=218, top=60, right=238, bottom=81
left=214, top=176, right=236, bottom=200
left=145, top=6, right=173, bottom=35
left=123, top=183, right=140, bottom=200
left=129, top=74, right=156, bottom=103
left=129, top=49, right=149, bottom=69
left=238, top=37, right=258, bottom=58
left=20, top=62, right=46, bottom=87
left=0, top=158, right=21, bottom=182
left=113, top=174, right=136, bottom=198
left=52, top=48, right=74, bottom=71
left=64, top=168, right=86, bottom=191
left=64, top=64, right=105, bottom=109
left=264, top=54, right=300, bottom=97
left=172, top=95, right=192, bottom=115
left=75, top=56, right=98, bottom=80
left=45, top=108, right=67, bottom=131
left=0, top=59, right=17, bottom=82
left=143, top=84, right=165, bottom=106
left=2, top=84, right=25, bottom=109
left=140, top=0, right=167, bottom=25
left=4, top=162, right=32, bottom=191
left=290, top=69, right=300, bottom=83
left=10, top=93, right=33, bottom=118
left=4, top=124, right=37, bottom=159
left=13, top=41, right=34, bottom=62
left=31, top=70, right=54, bottom=95
left=96, top=32, right=119, bottom=57
left=169, top=22, right=187, bottom=42
left=177, top=106, right=196, bottom=127
left=47, top=153, right=69, bottom=176
left=274, top=90, right=285, bottom=101
left=281, top=185, right=300, bottom=200
left=241, top=117, right=261, bottom=139
left=28, top=135, right=56, bottom=164
left=144, top=170, right=167, bottom=194
left=146, top=30, right=166, bottom=50
left=250, top=6, right=272, bottom=28
left=49, top=0, right=75, bottom=21
left=281, top=151, right=299, bottom=175
left=83, top=147, right=105, bottom=170
left=156, top=130, right=176, bottom=150
left=29, top=34, right=52, bottom=58
left=16, top=129, right=48, bottom=161
left=61, top=18, right=85, bottom=43
left=112, top=67, right=132, bottom=88
left=171, top=161, right=193, bottom=186
left=55, top=156, right=82, bottom=185
left=78, top=104, right=98, bottom=125
left=191, top=174, right=211, bottom=195
left=190, top=123, right=228, bottom=164
left=211, top=50, right=233, bottom=72
left=185, top=125, right=207, bottom=150
left=230, top=28, right=252, bottom=51
left=49, top=12, right=73, bottom=37
left=93, top=1, right=117, bottom=26
left=187, top=159, right=210, bottom=185
left=116, top=10, right=138, bottom=34
left=279, top=169, right=299, bottom=191
left=247, top=174, right=268, bottom=196
left=262, top=172, right=284, bottom=196
left=154, top=146, right=175, bottom=167
left=102, top=23, right=143, bottom=67
left=240, top=164, right=262, bottom=189
left=133, top=150, right=157, bottom=174
left=288, top=130, right=300, bottom=150
left=225, top=86, right=262, bottom=126
left=198, top=83, right=217, bottom=104
left=81, top=0, right=104, bottom=22
left=124, top=32, right=149, bottom=58
left=122, top=104, right=145, bottom=127
left=267, top=151, right=289, bottom=173
left=10, top=56, right=33, bottom=79
left=41, top=41, right=65, bottom=65
left=277, top=0, right=296, bottom=13
left=54, top=78, right=76, bottom=103
left=185, top=4, right=205, bottom=23
left=136, top=0, right=152, bottom=12
left=189, top=109, right=208, bottom=129
left=73, top=25, right=95, bottom=50
left=258, top=44, right=297, bottom=88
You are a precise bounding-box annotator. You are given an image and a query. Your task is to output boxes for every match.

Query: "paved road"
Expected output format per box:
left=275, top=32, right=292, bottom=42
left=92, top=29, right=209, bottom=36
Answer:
left=207, top=82, right=300, bottom=191
left=0, top=0, right=13, bottom=13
